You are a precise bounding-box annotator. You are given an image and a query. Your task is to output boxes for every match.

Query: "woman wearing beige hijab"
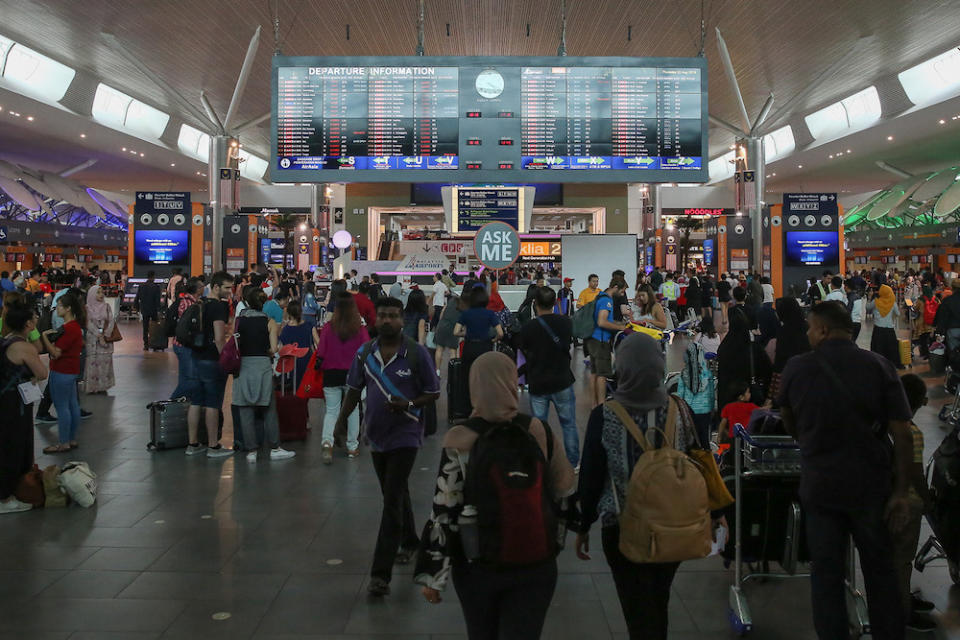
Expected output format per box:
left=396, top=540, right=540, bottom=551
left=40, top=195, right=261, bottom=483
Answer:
left=414, top=351, right=575, bottom=639
left=83, top=284, right=115, bottom=394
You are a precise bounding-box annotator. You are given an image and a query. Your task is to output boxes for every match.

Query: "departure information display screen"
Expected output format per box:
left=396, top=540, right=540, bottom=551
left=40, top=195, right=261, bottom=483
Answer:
left=272, top=56, right=707, bottom=183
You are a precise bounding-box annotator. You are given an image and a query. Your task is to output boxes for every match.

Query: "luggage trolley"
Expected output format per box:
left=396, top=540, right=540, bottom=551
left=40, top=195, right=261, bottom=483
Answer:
left=726, top=424, right=870, bottom=637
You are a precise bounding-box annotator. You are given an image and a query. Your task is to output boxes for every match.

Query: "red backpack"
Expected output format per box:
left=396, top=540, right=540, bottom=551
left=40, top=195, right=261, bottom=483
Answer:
left=924, top=297, right=939, bottom=326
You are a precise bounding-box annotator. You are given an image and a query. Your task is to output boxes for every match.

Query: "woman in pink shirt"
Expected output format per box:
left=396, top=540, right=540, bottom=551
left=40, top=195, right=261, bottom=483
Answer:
left=315, top=292, right=369, bottom=464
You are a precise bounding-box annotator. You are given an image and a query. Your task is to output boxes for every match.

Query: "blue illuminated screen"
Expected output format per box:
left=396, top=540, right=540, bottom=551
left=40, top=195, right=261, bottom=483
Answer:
left=134, top=230, right=189, bottom=266
left=785, top=231, right=838, bottom=266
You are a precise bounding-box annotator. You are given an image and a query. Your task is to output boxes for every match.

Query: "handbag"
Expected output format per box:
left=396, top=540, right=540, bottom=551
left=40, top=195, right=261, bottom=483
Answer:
left=296, top=350, right=326, bottom=399
left=14, top=464, right=44, bottom=507
left=219, top=317, right=242, bottom=376
left=425, top=330, right=436, bottom=349
left=104, top=322, right=123, bottom=343
left=58, top=461, right=97, bottom=508
left=689, top=448, right=735, bottom=510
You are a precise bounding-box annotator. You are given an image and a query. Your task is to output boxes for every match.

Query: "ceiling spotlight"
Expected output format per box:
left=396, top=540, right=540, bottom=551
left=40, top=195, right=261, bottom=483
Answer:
left=797, top=164, right=803, bottom=169
left=80, top=133, right=86, bottom=138
left=846, top=149, right=852, bottom=153
left=887, top=135, right=894, bottom=141
left=26, top=116, right=34, bottom=121
left=0, top=106, right=3, bottom=112
left=169, top=163, right=176, bottom=167
left=940, top=119, right=947, bottom=125
left=122, top=147, right=126, bottom=151
left=139, top=152, right=144, bottom=157
left=829, top=154, right=834, bottom=159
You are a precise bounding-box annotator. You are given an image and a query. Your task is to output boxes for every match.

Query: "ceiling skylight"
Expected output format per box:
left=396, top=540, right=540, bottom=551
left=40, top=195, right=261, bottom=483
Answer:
left=177, top=124, right=210, bottom=162
left=898, top=47, right=960, bottom=106
left=0, top=35, right=76, bottom=102
left=92, top=83, right=169, bottom=139
left=804, top=86, right=881, bottom=140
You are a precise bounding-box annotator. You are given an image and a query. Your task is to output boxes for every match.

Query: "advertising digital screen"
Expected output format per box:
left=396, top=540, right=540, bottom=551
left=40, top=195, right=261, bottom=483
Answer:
left=703, top=238, right=714, bottom=266
left=272, top=56, right=708, bottom=183
left=785, top=231, right=839, bottom=267
left=134, top=230, right=189, bottom=266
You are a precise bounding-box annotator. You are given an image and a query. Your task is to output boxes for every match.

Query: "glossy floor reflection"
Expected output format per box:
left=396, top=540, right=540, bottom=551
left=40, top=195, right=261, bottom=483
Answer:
left=1, top=319, right=956, bottom=639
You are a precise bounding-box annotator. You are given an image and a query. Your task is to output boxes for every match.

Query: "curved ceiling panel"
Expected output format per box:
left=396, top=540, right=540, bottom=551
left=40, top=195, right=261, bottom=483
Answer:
left=845, top=191, right=886, bottom=223
left=934, top=179, right=960, bottom=218
left=87, top=189, right=126, bottom=218
left=867, top=178, right=924, bottom=220
left=912, top=168, right=960, bottom=202
left=0, top=160, right=25, bottom=181
left=41, top=174, right=86, bottom=206
left=0, top=176, right=40, bottom=209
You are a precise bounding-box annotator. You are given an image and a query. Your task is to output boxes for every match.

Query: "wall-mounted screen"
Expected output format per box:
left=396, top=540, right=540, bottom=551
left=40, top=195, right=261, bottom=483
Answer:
left=272, top=56, right=708, bottom=183
left=785, top=231, right=839, bottom=266
left=134, top=230, right=189, bottom=266
left=410, top=183, right=562, bottom=205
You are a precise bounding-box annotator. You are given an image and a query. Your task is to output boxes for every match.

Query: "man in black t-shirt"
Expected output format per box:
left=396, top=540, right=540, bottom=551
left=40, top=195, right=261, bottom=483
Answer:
left=611, top=269, right=629, bottom=322
left=519, top=286, right=579, bottom=466
left=184, top=271, right=234, bottom=458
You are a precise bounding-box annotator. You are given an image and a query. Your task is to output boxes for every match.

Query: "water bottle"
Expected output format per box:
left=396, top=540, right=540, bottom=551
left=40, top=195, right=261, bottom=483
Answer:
left=460, top=504, right=480, bottom=561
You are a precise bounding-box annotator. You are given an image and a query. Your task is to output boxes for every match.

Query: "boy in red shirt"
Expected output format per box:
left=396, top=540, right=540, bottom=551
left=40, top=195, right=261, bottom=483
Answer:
left=718, top=381, right=760, bottom=443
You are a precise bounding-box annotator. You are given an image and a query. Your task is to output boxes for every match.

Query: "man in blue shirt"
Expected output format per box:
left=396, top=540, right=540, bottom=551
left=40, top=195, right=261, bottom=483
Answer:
left=262, top=287, right=289, bottom=324
left=337, top=297, right=440, bottom=597
left=586, top=277, right=628, bottom=406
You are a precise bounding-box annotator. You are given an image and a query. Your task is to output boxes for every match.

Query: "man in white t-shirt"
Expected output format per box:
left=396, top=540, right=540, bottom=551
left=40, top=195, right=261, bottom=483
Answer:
left=761, top=276, right=776, bottom=304
left=430, top=272, right=449, bottom=329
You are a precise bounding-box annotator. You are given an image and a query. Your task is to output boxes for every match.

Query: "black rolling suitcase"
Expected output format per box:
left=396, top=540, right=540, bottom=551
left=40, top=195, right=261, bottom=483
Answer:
left=721, top=474, right=808, bottom=573
left=447, top=358, right=471, bottom=424
left=147, top=399, right=222, bottom=450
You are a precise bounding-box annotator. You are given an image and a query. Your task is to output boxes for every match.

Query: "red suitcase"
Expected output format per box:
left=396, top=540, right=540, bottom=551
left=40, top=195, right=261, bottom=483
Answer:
left=275, top=368, right=309, bottom=442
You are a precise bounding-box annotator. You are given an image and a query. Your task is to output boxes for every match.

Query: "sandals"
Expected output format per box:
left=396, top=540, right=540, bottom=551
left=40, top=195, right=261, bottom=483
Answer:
left=43, top=443, right=72, bottom=454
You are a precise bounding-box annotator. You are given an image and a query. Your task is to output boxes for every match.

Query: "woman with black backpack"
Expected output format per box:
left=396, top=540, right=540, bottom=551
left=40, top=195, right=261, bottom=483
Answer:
left=415, top=351, right=575, bottom=638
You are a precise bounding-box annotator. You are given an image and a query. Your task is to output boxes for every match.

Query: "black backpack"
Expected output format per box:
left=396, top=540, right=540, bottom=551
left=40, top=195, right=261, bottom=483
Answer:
left=462, top=414, right=558, bottom=568
left=175, top=299, right=206, bottom=350
left=164, top=298, right=182, bottom=338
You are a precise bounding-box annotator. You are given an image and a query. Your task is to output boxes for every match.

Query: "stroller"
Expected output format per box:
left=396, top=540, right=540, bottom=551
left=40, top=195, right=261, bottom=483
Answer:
left=914, top=427, right=960, bottom=584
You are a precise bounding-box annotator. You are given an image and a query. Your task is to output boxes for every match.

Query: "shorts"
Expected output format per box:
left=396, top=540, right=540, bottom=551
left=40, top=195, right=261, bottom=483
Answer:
left=586, top=338, right=613, bottom=377
left=188, top=355, right=227, bottom=409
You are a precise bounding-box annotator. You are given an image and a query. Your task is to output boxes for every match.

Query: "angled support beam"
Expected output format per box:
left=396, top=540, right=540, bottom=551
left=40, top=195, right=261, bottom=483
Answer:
left=233, top=111, right=270, bottom=134
left=102, top=33, right=217, bottom=134
left=715, top=28, right=752, bottom=132
left=60, top=159, right=98, bottom=178
left=223, top=26, right=262, bottom=132
left=200, top=91, right=225, bottom=134
left=750, top=93, right=775, bottom=136
left=875, top=161, right=912, bottom=179
left=709, top=114, right=748, bottom=138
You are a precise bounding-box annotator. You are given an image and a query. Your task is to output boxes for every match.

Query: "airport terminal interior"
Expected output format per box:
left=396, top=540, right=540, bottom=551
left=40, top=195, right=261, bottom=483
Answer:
left=3, top=0, right=960, bottom=638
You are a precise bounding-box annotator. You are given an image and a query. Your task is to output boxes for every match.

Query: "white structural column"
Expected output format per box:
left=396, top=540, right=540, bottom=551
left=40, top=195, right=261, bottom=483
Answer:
left=746, top=137, right=766, bottom=274
left=208, top=135, right=232, bottom=273
left=627, top=183, right=644, bottom=237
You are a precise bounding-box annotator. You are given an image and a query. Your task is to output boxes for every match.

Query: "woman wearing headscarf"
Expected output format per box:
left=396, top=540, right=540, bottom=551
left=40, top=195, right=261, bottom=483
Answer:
left=675, top=341, right=715, bottom=445
left=867, top=284, right=901, bottom=367
left=764, top=297, right=810, bottom=402
left=415, top=351, right=575, bottom=639
left=914, top=285, right=937, bottom=360
left=575, top=333, right=720, bottom=640
left=716, top=306, right=772, bottom=408
left=83, top=284, right=116, bottom=394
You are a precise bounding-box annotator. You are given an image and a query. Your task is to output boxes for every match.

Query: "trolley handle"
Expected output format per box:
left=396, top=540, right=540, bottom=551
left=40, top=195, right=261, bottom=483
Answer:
left=733, top=423, right=801, bottom=450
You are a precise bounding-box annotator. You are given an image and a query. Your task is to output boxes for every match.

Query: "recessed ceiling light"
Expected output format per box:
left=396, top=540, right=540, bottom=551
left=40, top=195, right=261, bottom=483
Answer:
left=797, top=164, right=803, bottom=169
left=887, top=135, right=894, bottom=141
left=940, top=119, right=947, bottom=124
left=80, top=133, right=86, bottom=138
left=829, top=154, right=834, bottom=159
left=170, top=163, right=176, bottom=167
left=26, top=116, right=34, bottom=121
left=772, top=172, right=776, bottom=176
left=846, top=149, right=852, bottom=153
left=139, top=152, right=144, bottom=157
left=122, top=147, right=127, bottom=151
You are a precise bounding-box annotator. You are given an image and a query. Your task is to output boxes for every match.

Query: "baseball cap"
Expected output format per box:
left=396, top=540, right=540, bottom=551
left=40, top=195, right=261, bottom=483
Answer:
left=563, top=277, right=574, bottom=284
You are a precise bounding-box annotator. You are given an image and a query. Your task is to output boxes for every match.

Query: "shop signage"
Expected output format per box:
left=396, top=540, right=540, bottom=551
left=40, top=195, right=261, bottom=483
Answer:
left=473, top=222, right=520, bottom=270
left=518, top=240, right=562, bottom=263
left=661, top=208, right=732, bottom=217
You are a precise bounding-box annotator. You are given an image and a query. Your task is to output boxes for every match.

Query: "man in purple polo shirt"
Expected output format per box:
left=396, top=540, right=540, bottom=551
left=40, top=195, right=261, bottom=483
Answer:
left=337, top=296, right=440, bottom=597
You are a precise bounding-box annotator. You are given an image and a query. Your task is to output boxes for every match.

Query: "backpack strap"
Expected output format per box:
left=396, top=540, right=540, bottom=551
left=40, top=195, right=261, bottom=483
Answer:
left=605, top=400, right=652, bottom=452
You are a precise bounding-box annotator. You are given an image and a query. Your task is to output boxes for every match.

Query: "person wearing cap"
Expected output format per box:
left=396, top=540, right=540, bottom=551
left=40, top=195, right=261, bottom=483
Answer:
left=558, top=277, right=575, bottom=316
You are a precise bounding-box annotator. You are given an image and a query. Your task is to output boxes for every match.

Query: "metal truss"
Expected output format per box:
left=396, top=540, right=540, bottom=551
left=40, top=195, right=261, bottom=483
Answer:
left=0, top=192, right=127, bottom=230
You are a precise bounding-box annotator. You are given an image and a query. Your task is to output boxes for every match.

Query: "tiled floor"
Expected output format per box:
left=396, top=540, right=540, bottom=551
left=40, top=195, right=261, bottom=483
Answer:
left=2, top=319, right=957, bottom=639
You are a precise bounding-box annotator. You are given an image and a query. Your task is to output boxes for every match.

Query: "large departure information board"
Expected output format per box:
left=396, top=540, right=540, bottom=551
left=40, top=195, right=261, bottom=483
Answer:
left=272, top=56, right=707, bottom=183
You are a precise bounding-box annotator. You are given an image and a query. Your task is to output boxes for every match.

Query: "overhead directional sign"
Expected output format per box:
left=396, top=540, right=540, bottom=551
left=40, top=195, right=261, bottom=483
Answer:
left=473, top=222, right=520, bottom=270
left=454, top=187, right=521, bottom=233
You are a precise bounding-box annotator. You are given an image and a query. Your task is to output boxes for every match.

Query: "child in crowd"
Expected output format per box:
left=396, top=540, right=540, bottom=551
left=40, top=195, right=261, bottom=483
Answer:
left=895, top=374, right=936, bottom=632
left=696, top=315, right=722, bottom=356
left=717, top=381, right=760, bottom=444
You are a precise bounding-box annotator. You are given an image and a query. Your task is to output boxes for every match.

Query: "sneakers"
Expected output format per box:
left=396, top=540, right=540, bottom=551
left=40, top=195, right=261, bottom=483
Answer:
left=185, top=444, right=207, bottom=456
left=34, top=413, right=56, bottom=424
left=347, top=449, right=359, bottom=459
left=912, top=593, right=935, bottom=613
left=0, top=498, right=32, bottom=514
left=270, top=447, right=295, bottom=460
left=206, top=445, right=233, bottom=459
left=322, top=444, right=333, bottom=465
left=246, top=451, right=257, bottom=463
left=906, top=613, right=937, bottom=633
left=367, top=577, right=390, bottom=597
left=81, top=409, right=92, bottom=419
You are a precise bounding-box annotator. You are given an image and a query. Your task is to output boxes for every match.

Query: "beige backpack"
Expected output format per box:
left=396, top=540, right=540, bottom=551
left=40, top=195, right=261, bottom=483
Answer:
left=606, top=398, right=712, bottom=563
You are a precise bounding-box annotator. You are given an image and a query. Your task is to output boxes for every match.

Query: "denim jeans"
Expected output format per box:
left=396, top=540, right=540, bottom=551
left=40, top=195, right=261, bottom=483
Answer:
left=170, top=344, right=195, bottom=400
left=321, top=385, right=359, bottom=451
left=49, top=370, right=80, bottom=445
left=529, top=384, right=579, bottom=465
left=803, top=499, right=904, bottom=640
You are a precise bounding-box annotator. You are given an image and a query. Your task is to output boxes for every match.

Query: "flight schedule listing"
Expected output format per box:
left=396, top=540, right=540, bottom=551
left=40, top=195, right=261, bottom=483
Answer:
left=520, top=66, right=702, bottom=170
left=276, top=66, right=461, bottom=170
left=272, top=58, right=706, bottom=179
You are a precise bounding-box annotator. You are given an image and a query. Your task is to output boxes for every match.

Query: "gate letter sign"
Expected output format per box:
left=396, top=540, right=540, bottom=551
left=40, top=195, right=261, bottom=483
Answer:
left=473, top=222, right=520, bottom=270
